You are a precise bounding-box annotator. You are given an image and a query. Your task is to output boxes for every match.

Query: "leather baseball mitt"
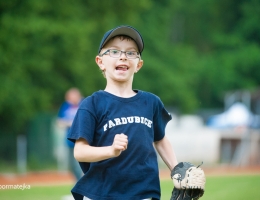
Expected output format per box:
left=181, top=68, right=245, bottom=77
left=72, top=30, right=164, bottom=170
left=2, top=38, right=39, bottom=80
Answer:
left=170, top=162, right=206, bottom=200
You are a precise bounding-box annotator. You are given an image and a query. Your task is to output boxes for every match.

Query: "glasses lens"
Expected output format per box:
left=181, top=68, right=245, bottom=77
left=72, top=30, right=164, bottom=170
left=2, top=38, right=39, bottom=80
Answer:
left=110, top=50, right=121, bottom=57
left=126, top=51, right=138, bottom=58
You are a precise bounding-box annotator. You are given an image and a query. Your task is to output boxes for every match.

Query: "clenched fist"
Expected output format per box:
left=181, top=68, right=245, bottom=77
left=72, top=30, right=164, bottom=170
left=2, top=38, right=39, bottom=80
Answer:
left=111, top=133, right=128, bottom=157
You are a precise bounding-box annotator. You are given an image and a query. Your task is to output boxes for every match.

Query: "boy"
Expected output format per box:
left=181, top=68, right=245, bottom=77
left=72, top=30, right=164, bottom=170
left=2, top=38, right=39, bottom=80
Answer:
left=68, top=25, right=178, bottom=200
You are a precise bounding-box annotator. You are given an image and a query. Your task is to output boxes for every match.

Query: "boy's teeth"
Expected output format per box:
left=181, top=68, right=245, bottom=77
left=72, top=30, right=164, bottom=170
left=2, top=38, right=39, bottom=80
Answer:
left=116, top=66, right=127, bottom=70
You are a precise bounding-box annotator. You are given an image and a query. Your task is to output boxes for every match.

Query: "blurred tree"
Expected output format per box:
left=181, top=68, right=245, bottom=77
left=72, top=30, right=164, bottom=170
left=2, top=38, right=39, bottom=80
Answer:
left=0, top=0, right=151, bottom=135
left=167, top=0, right=260, bottom=108
left=0, top=0, right=259, bottom=138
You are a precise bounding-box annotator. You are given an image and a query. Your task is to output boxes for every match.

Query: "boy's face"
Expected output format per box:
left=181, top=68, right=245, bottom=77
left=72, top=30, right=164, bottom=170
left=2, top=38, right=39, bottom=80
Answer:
left=96, top=36, right=143, bottom=83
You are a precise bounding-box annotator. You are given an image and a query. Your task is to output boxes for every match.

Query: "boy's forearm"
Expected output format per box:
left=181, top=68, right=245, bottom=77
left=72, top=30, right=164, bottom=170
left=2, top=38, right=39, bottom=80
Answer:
left=74, top=138, right=115, bottom=162
left=74, top=134, right=128, bottom=162
left=154, top=136, right=178, bottom=171
left=75, top=146, right=114, bottom=162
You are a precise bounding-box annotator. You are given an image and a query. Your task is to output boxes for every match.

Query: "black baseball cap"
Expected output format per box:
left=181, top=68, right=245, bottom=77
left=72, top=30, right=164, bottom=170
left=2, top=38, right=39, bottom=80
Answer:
left=98, top=25, right=144, bottom=55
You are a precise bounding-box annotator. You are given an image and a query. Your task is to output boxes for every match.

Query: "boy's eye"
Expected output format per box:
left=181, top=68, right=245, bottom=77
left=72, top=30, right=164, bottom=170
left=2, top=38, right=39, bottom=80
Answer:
left=110, top=50, right=120, bottom=55
left=126, top=51, right=136, bottom=56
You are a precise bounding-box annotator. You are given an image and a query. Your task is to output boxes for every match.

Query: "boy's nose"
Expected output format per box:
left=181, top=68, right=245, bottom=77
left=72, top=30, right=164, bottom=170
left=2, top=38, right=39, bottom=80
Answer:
left=119, top=52, right=127, bottom=59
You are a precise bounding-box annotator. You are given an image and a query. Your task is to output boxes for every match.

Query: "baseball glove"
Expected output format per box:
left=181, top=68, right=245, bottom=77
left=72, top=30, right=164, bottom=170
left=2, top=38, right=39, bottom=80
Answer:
left=170, top=162, right=206, bottom=200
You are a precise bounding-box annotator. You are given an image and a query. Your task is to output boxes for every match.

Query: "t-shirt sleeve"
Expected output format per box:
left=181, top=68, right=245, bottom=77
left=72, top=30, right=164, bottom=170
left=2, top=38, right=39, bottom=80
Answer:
left=153, top=97, right=172, bottom=142
left=67, top=97, right=96, bottom=145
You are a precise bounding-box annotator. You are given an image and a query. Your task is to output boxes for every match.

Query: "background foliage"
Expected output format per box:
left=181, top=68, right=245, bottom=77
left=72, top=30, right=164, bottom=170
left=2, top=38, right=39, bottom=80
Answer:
left=0, top=0, right=260, bottom=137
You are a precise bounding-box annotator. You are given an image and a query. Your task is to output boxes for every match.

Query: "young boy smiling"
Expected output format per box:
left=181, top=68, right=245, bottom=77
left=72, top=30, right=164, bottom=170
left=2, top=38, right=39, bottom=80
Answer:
left=68, top=25, right=178, bottom=200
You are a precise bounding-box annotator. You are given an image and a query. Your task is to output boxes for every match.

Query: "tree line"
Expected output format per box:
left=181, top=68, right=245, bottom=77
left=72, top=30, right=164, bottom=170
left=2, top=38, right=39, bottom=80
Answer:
left=0, top=0, right=259, bottom=135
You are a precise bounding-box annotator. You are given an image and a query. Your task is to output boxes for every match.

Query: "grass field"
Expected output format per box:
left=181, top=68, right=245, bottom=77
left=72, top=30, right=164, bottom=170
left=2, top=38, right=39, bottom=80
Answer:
left=0, top=175, right=259, bottom=200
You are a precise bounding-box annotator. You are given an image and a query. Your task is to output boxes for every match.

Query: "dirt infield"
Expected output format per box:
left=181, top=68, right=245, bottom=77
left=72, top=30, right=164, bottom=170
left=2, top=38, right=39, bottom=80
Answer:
left=1, top=166, right=260, bottom=185
left=0, top=171, right=76, bottom=186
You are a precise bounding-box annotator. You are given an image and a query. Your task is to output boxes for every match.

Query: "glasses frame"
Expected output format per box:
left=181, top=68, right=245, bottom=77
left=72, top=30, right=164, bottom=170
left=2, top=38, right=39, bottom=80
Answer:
left=100, top=49, right=140, bottom=59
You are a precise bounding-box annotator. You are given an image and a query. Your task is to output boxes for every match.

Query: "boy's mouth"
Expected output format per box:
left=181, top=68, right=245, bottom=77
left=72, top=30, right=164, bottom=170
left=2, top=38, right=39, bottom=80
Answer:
left=116, top=65, right=128, bottom=71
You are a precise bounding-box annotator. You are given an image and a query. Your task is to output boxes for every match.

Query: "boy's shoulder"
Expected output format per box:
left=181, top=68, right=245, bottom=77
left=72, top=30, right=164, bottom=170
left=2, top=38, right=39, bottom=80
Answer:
left=141, top=90, right=161, bottom=101
left=142, top=90, right=159, bottom=97
left=80, top=90, right=103, bottom=103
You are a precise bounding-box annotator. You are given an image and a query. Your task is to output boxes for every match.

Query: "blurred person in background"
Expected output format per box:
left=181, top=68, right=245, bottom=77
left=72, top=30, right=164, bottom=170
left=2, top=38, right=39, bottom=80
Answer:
left=57, top=88, right=83, bottom=180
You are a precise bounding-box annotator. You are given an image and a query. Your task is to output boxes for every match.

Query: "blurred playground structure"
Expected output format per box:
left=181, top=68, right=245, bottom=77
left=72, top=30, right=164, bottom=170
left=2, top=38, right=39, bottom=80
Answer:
left=165, top=90, right=260, bottom=166
left=0, top=90, right=260, bottom=174
left=165, top=115, right=260, bottom=166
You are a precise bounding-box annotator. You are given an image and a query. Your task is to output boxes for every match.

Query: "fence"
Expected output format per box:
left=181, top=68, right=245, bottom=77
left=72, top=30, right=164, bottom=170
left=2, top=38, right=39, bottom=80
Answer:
left=0, top=112, right=57, bottom=173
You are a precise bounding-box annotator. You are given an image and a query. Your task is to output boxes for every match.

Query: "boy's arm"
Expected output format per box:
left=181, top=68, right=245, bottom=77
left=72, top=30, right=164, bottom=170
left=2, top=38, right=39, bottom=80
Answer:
left=154, top=136, right=178, bottom=171
left=74, top=133, right=128, bottom=162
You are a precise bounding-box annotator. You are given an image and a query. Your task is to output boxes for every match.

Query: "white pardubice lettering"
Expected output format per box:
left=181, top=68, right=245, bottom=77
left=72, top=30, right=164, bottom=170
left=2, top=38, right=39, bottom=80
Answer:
left=103, top=116, right=152, bottom=131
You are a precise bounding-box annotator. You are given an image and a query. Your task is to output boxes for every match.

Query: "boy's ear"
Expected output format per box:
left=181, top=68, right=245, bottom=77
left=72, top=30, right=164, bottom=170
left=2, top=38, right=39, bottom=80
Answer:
left=136, top=59, right=144, bottom=73
left=95, top=56, right=105, bottom=71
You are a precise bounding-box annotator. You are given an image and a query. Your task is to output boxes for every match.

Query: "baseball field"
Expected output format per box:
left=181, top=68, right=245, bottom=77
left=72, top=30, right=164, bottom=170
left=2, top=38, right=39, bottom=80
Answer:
left=0, top=169, right=260, bottom=200
left=0, top=166, right=260, bottom=200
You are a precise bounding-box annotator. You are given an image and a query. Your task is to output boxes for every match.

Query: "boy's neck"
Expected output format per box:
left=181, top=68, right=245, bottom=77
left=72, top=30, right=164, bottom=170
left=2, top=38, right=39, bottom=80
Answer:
left=104, top=84, right=137, bottom=98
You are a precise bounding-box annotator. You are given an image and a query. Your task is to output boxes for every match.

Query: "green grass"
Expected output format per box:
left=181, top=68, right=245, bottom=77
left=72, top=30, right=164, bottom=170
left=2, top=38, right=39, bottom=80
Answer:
left=161, top=174, right=260, bottom=200
left=0, top=175, right=260, bottom=200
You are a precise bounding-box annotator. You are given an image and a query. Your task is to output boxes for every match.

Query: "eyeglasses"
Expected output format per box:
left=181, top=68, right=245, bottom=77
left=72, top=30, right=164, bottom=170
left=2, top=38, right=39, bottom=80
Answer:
left=100, top=49, right=140, bottom=59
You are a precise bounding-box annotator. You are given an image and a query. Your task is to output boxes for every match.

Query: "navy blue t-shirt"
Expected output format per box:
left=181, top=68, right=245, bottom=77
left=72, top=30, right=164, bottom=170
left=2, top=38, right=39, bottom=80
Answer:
left=68, top=90, right=172, bottom=200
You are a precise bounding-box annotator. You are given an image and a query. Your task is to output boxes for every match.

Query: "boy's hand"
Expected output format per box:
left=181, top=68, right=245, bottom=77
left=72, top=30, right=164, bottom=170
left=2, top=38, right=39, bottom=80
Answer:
left=170, top=162, right=205, bottom=200
left=111, top=133, right=128, bottom=157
